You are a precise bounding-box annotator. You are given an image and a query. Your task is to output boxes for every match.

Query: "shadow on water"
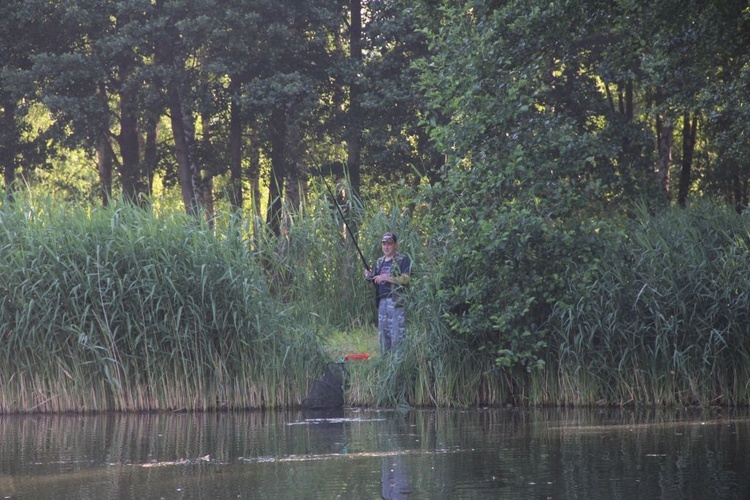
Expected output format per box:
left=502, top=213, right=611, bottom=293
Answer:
left=1, top=407, right=749, bottom=499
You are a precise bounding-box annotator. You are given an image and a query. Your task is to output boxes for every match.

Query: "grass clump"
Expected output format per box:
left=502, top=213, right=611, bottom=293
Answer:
left=552, top=201, right=750, bottom=406
left=0, top=199, right=325, bottom=413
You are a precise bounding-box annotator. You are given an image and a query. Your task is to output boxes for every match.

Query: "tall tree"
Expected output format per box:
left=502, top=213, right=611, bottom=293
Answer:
left=0, top=0, right=65, bottom=199
left=194, top=0, right=277, bottom=217
left=683, top=1, right=750, bottom=209
left=20, top=0, right=160, bottom=204
left=358, top=0, right=441, bottom=189
left=627, top=0, right=750, bottom=205
left=231, top=0, right=346, bottom=234
left=346, top=0, right=363, bottom=196
left=152, top=0, right=205, bottom=215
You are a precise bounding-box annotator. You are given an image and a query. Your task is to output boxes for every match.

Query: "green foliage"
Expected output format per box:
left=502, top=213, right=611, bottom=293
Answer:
left=424, top=196, right=606, bottom=372
left=0, top=197, right=325, bottom=412
left=417, top=0, right=662, bottom=211
left=0, top=0, right=69, bottom=192
left=554, top=201, right=750, bottom=405
left=357, top=0, right=441, bottom=185
left=2, top=0, right=749, bottom=214
left=410, top=0, right=668, bottom=374
left=699, top=58, right=750, bottom=205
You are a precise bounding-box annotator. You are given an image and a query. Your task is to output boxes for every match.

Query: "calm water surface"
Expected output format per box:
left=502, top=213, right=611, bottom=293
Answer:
left=0, top=407, right=748, bottom=499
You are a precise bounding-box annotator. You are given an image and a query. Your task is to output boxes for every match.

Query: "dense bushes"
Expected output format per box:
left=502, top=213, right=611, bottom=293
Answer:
left=396, top=194, right=750, bottom=407
left=434, top=207, right=592, bottom=371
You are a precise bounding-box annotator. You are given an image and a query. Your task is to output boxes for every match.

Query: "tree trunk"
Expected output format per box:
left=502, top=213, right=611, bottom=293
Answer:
left=284, top=175, right=299, bottom=237
left=288, top=113, right=308, bottom=212
left=285, top=122, right=303, bottom=215
left=656, top=114, right=674, bottom=201
left=248, top=127, right=262, bottom=219
left=677, top=112, right=698, bottom=208
left=201, top=110, right=215, bottom=228
left=228, top=77, right=243, bottom=213
left=1, top=96, right=17, bottom=201
left=203, top=176, right=214, bottom=226
left=155, top=0, right=200, bottom=216
left=169, top=85, right=200, bottom=215
left=143, top=114, right=158, bottom=198
left=346, top=0, right=362, bottom=199
left=2, top=165, right=14, bottom=201
left=730, top=157, right=748, bottom=213
left=119, top=81, right=141, bottom=204
left=266, top=107, right=286, bottom=236
left=2, top=165, right=15, bottom=201
left=166, top=66, right=203, bottom=216
left=625, top=80, right=634, bottom=122
left=96, top=133, right=113, bottom=206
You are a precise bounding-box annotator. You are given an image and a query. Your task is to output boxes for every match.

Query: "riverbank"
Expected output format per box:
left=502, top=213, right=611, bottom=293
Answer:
left=3, top=199, right=750, bottom=413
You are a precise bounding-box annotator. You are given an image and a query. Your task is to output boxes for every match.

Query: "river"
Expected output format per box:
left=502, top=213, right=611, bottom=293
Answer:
left=0, top=407, right=748, bottom=499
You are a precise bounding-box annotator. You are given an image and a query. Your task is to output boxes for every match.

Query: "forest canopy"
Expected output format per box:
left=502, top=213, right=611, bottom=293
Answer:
left=1, top=0, right=747, bottom=216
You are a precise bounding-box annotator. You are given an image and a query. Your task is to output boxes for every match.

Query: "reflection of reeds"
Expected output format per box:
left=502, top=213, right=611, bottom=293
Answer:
left=0, top=411, right=322, bottom=466
left=2, top=409, right=747, bottom=498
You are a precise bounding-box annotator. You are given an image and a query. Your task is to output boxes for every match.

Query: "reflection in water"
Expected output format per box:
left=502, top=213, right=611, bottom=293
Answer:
left=382, top=455, right=410, bottom=499
left=378, top=411, right=416, bottom=500
left=0, top=408, right=749, bottom=498
left=379, top=410, right=412, bottom=499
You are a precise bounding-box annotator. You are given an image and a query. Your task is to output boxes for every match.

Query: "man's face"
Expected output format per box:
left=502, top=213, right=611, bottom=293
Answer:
left=381, top=240, right=397, bottom=258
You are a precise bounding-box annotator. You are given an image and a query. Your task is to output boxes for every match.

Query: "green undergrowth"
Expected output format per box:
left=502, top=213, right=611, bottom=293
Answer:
left=552, top=202, right=750, bottom=407
left=0, top=198, right=328, bottom=413
left=322, top=327, right=380, bottom=361
left=3, top=193, right=750, bottom=413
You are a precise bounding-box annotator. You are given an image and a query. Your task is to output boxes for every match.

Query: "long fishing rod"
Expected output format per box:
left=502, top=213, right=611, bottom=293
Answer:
left=321, top=176, right=371, bottom=273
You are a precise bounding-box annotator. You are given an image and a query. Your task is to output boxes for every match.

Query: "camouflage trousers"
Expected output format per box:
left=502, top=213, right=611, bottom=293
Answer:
left=378, top=298, right=406, bottom=354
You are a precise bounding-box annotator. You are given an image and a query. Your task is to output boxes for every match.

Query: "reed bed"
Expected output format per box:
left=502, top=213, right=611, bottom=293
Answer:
left=3, top=191, right=750, bottom=412
left=0, top=199, right=325, bottom=413
left=553, top=202, right=750, bottom=406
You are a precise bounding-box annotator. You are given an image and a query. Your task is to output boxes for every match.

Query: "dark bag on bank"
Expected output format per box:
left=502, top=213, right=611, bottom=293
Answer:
left=302, top=362, right=350, bottom=410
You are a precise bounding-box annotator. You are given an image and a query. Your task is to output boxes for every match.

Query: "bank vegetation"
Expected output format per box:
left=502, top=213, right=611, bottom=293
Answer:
left=1, top=195, right=749, bottom=413
left=2, top=1, right=750, bottom=412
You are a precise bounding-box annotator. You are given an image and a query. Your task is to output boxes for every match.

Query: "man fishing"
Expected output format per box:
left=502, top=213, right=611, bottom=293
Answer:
left=365, top=232, right=412, bottom=354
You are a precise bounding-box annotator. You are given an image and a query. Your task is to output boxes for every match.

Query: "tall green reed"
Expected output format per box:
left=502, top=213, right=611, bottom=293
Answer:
left=0, top=197, right=325, bottom=413
left=554, top=201, right=750, bottom=406
left=10, top=190, right=746, bottom=411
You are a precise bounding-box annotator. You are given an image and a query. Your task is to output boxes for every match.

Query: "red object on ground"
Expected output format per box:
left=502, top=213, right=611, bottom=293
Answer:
left=343, top=353, right=371, bottom=362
